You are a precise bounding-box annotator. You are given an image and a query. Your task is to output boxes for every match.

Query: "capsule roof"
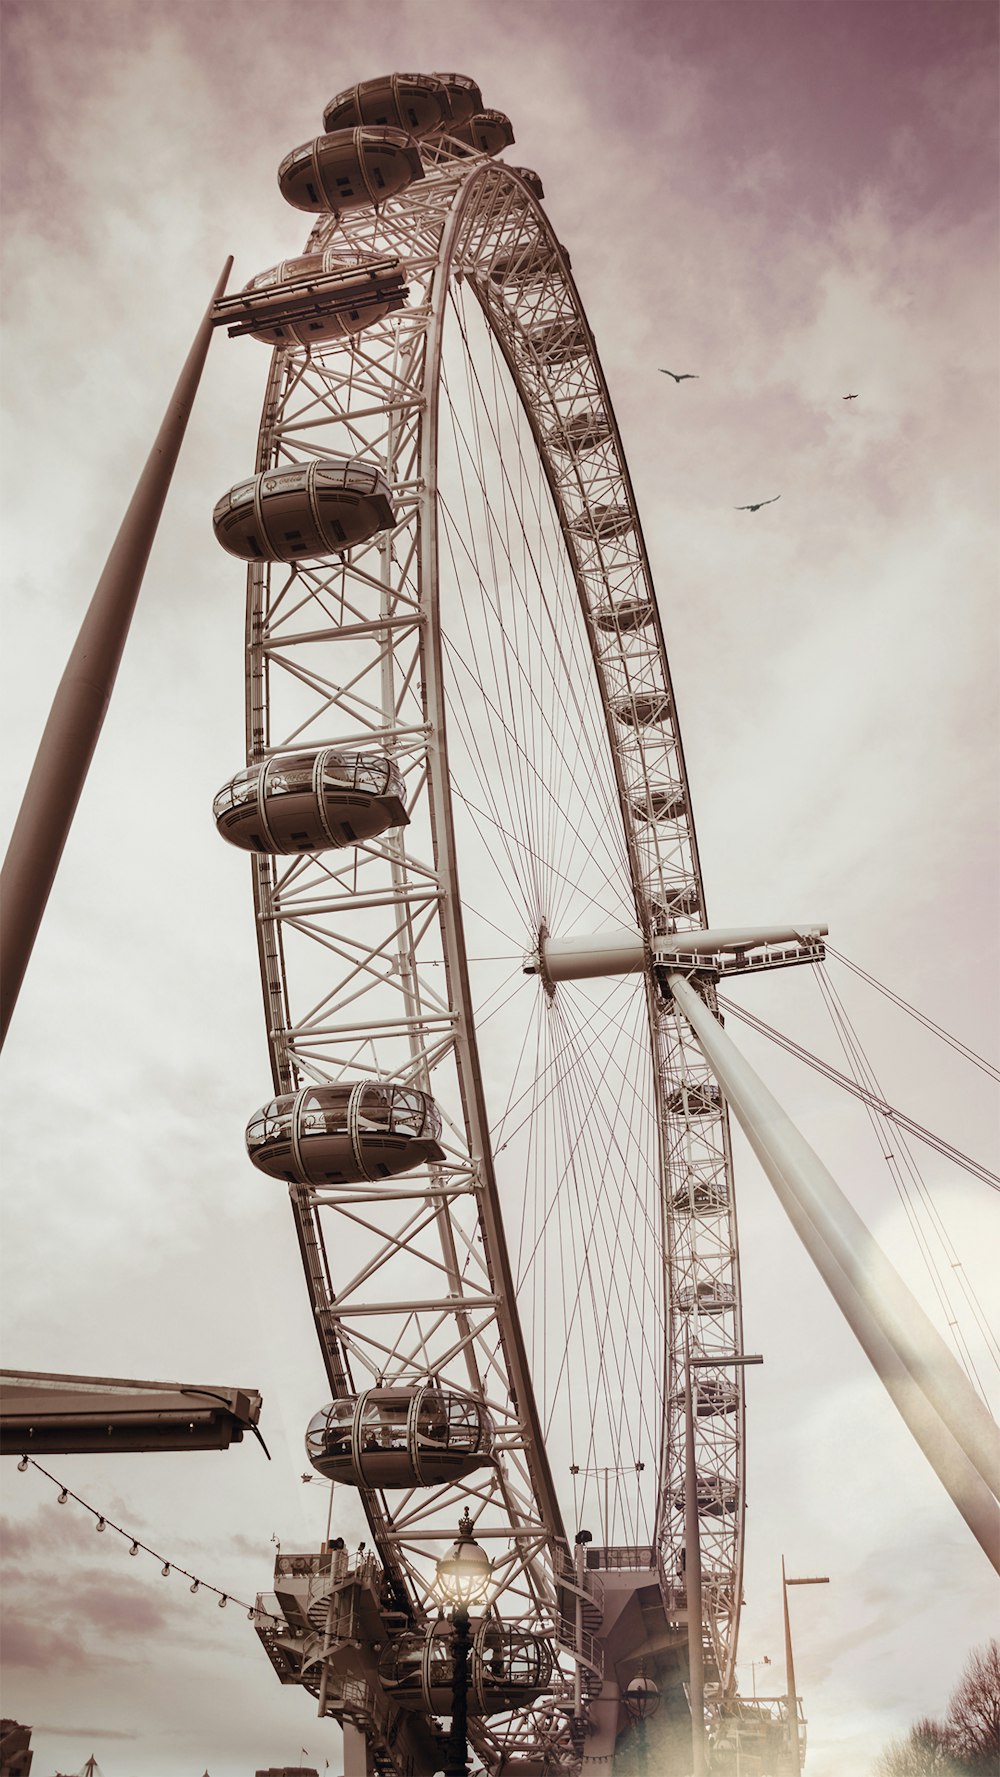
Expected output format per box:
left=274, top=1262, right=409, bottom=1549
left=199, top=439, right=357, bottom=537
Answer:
left=511, top=166, right=545, bottom=200
left=214, top=251, right=407, bottom=346
left=448, top=110, right=515, bottom=156
left=545, top=412, right=611, bottom=455
left=631, top=784, right=686, bottom=824
left=529, top=319, right=588, bottom=366
left=278, top=127, right=424, bottom=215
left=611, top=691, right=672, bottom=727
left=323, top=72, right=451, bottom=138
left=572, top=501, right=633, bottom=540
left=213, top=749, right=408, bottom=854
left=649, top=885, right=701, bottom=925
left=432, top=72, right=485, bottom=126
left=594, top=598, right=656, bottom=633
left=213, top=456, right=396, bottom=562
left=666, top=1083, right=722, bottom=1119
left=483, top=239, right=567, bottom=287
left=672, top=1471, right=738, bottom=1515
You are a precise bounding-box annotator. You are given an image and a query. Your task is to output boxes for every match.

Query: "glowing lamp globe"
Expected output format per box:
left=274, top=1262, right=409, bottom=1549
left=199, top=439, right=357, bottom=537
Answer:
left=434, top=1509, right=492, bottom=1608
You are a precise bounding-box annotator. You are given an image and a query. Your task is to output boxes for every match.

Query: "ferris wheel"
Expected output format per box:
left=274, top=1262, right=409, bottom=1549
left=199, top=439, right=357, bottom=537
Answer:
left=210, top=71, right=757, bottom=1776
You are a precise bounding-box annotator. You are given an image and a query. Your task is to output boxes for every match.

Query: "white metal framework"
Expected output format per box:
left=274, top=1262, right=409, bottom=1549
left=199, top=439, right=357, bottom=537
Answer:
left=229, top=101, right=747, bottom=1770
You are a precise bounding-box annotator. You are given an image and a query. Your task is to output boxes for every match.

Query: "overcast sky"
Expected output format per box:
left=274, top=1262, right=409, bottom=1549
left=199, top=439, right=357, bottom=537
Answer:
left=1, top=2, right=998, bottom=1774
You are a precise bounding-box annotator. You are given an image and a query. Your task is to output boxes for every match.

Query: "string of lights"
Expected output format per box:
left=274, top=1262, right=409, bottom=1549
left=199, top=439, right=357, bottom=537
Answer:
left=15, top=1454, right=282, bottom=1629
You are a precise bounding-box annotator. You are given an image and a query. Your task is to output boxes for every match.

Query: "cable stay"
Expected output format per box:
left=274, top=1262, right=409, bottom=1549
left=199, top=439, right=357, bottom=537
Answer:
left=826, top=945, right=1000, bottom=1082
left=716, top=995, right=999, bottom=1192
left=811, top=963, right=1000, bottom=1400
left=718, top=972, right=1000, bottom=1401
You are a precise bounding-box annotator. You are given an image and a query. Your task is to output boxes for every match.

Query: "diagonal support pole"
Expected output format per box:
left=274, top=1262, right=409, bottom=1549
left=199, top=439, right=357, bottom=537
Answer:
left=668, top=972, right=1000, bottom=1574
left=0, top=257, right=233, bottom=1050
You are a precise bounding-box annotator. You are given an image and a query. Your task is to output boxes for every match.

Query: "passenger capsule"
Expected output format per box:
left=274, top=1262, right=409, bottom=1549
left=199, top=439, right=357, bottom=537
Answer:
left=323, top=73, right=451, bottom=138
left=512, top=166, right=545, bottom=200
left=594, top=598, right=656, bottom=633
left=223, top=251, right=407, bottom=347
left=449, top=110, right=515, bottom=156
left=277, top=127, right=424, bottom=215
left=671, top=1376, right=739, bottom=1416
left=305, top=1387, right=494, bottom=1487
left=672, top=1177, right=729, bottom=1214
left=675, top=1278, right=737, bottom=1314
left=611, top=692, right=672, bottom=727
left=432, top=73, right=485, bottom=127
left=545, top=412, right=612, bottom=455
left=529, top=320, right=588, bottom=365
left=246, top=1082, right=444, bottom=1185
left=485, top=239, right=566, bottom=287
left=666, top=1083, right=723, bottom=1119
left=630, top=785, right=686, bottom=823
left=573, top=502, right=633, bottom=541
left=213, top=749, right=407, bottom=854
left=649, top=885, right=701, bottom=927
left=671, top=1472, right=738, bottom=1516
left=213, top=457, right=396, bottom=561
left=380, top=1620, right=552, bottom=1715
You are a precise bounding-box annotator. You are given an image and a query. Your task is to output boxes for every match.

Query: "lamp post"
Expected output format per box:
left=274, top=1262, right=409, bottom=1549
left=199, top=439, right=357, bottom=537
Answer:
left=781, top=1561, right=829, bottom=1776
left=435, top=1509, right=493, bottom=1777
left=684, top=1339, right=763, bottom=1777
left=624, top=1665, right=661, bottom=1777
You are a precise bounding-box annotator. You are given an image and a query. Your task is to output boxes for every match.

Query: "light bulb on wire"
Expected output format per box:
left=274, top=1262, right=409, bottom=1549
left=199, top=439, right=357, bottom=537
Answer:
left=161, top=1563, right=171, bottom=1577
left=129, top=1541, right=139, bottom=1557
left=57, top=1487, right=68, bottom=1504
left=17, top=1456, right=28, bottom=1472
left=96, top=1517, right=106, bottom=1533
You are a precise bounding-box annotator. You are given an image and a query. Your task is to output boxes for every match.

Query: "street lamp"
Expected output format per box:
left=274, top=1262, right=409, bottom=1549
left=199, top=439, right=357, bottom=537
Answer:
left=782, top=1560, right=829, bottom=1776
left=684, top=1339, right=763, bottom=1777
left=435, top=1509, right=493, bottom=1777
left=624, top=1665, right=661, bottom=1777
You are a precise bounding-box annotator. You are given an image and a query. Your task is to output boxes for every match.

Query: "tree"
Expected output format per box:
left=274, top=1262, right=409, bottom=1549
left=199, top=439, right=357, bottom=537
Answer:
left=873, top=1717, right=966, bottom=1776
left=946, top=1639, right=1000, bottom=1774
left=872, top=1641, right=1000, bottom=1777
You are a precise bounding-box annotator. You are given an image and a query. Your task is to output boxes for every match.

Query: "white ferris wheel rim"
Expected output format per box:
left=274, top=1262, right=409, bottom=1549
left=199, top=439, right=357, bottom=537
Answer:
left=235, top=125, right=748, bottom=1742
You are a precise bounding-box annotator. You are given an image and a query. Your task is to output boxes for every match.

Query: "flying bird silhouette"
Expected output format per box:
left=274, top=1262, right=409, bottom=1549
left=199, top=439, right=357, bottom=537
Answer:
left=735, top=496, right=781, bottom=512
left=843, top=392, right=859, bottom=400
left=659, top=369, right=699, bottom=382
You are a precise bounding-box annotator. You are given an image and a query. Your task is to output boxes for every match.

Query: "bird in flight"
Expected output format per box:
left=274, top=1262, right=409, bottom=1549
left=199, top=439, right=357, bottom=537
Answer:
left=659, top=369, right=699, bottom=382
left=843, top=392, right=859, bottom=400
left=735, top=495, right=781, bottom=512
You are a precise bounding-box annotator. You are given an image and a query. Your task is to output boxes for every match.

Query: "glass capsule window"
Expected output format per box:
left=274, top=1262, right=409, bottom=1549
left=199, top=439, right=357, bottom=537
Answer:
left=212, top=770, right=257, bottom=818
left=354, top=1084, right=442, bottom=1143
left=476, top=1626, right=552, bottom=1692
left=267, top=762, right=314, bottom=794
left=246, top=1102, right=287, bottom=1149
left=305, top=1402, right=354, bottom=1469
left=358, top=1395, right=409, bottom=1455
left=306, top=1387, right=494, bottom=1474
left=417, top=1390, right=491, bottom=1456
left=298, top=1085, right=353, bottom=1136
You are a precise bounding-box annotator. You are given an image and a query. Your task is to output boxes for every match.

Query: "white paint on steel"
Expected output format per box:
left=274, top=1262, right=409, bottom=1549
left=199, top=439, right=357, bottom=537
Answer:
left=234, top=115, right=751, bottom=1764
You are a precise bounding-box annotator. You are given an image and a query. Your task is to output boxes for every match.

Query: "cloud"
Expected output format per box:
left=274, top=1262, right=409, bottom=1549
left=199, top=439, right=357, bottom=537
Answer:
left=0, top=1615, right=85, bottom=1672
left=1, top=5, right=996, bottom=1774
left=37, top=1726, right=139, bottom=1740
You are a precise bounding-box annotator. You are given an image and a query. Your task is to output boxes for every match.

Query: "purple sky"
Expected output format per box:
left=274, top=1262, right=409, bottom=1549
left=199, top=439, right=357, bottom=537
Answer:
left=1, top=3, right=998, bottom=1774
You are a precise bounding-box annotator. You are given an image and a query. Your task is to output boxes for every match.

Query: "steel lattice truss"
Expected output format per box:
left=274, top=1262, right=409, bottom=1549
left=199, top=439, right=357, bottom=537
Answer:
left=232, top=125, right=747, bottom=1767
